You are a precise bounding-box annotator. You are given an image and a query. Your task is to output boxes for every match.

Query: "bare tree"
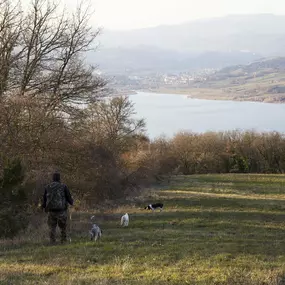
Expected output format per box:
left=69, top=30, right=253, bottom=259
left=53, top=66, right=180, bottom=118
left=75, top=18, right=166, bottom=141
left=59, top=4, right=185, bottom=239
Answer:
left=0, top=0, right=23, bottom=96
left=0, top=0, right=107, bottom=115
left=84, top=96, right=146, bottom=153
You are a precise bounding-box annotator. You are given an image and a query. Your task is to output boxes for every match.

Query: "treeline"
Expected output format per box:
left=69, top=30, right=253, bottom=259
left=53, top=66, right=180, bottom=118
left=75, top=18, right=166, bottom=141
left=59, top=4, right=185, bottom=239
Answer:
left=145, top=131, right=285, bottom=176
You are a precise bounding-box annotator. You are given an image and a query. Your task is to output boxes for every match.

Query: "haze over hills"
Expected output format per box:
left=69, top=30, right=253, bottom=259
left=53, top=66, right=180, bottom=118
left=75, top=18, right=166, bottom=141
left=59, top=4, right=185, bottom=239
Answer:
left=90, top=14, right=285, bottom=74
left=99, top=14, right=285, bottom=53
left=91, top=47, right=261, bottom=74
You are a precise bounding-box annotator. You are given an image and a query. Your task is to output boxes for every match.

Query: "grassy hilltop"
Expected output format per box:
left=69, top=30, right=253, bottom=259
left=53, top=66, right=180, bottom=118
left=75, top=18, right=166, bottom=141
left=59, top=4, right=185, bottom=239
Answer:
left=1, top=174, right=285, bottom=284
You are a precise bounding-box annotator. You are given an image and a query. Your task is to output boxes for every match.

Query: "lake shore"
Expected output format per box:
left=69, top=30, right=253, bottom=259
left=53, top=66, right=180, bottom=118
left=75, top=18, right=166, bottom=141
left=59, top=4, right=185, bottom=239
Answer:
left=139, top=87, right=285, bottom=104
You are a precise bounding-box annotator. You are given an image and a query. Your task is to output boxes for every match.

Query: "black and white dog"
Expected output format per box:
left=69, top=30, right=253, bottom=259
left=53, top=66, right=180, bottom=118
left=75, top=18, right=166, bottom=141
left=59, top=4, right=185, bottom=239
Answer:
left=145, top=203, right=164, bottom=212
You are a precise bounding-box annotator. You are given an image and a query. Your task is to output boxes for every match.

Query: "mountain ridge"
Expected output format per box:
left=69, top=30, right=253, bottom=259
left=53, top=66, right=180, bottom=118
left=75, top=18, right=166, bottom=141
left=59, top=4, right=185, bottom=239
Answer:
left=98, top=14, right=285, bottom=54
left=90, top=14, right=285, bottom=74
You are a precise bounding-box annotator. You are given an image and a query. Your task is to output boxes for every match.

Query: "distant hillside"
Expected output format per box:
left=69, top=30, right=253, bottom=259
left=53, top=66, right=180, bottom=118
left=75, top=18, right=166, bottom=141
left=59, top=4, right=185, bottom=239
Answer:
left=89, top=47, right=260, bottom=74
left=197, top=57, right=285, bottom=103
left=99, top=14, right=285, bottom=55
left=92, top=14, right=285, bottom=74
left=147, top=57, right=285, bottom=103
left=209, top=57, right=285, bottom=80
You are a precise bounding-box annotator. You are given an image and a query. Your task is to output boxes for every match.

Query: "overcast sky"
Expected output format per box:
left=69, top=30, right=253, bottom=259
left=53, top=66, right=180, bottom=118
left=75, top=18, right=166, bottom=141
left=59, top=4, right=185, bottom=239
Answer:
left=21, top=0, right=285, bottom=31
left=88, top=0, right=285, bottom=30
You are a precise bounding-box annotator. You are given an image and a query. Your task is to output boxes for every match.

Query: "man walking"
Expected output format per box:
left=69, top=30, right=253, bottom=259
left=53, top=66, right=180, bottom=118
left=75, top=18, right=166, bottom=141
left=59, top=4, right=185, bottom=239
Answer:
left=42, top=172, right=73, bottom=244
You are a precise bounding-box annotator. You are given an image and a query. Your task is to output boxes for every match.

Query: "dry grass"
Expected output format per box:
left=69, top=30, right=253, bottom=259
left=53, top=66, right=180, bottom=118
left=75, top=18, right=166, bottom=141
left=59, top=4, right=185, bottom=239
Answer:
left=1, top=174, right=285, bottom=284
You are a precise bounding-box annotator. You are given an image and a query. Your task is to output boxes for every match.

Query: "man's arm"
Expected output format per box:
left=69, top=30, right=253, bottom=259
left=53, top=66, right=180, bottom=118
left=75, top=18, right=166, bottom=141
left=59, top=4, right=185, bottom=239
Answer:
left=64, top=185, right=74, bottom=206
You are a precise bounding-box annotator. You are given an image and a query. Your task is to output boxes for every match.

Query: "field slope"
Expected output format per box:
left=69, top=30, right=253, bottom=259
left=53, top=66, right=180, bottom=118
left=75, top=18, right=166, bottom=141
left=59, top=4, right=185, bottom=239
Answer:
left=1, top=174, right=285, bottom=284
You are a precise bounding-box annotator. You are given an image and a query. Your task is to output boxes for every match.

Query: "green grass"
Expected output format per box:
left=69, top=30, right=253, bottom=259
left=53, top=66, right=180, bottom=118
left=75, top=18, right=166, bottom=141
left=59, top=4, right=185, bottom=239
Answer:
left=2, top=174, right=285, bottom=284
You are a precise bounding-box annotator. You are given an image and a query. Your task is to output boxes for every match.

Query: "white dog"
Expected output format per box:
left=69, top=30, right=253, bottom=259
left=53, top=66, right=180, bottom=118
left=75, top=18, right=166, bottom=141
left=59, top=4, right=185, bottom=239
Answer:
left=121, top=213, right=129, bottom=227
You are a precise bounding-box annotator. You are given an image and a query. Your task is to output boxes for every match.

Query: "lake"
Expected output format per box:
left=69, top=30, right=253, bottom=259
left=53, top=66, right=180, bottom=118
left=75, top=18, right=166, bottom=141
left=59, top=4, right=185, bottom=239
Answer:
left=129, top=92, right=285, bottom=139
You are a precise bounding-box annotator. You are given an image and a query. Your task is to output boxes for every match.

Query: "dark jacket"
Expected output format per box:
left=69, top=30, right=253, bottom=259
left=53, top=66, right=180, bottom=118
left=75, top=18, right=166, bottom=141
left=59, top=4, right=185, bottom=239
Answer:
left=42, top=183, right=74, bottom=211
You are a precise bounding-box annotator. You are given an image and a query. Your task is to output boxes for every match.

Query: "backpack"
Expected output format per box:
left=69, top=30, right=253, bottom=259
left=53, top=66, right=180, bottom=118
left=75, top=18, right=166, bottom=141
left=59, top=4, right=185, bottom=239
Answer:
left=46, top=182, right=66, bottom=211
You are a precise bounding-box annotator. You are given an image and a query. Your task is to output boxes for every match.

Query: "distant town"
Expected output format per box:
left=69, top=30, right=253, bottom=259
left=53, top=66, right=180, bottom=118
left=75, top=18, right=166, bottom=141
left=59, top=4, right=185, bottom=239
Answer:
left=107, top=69, right=217, bottom=94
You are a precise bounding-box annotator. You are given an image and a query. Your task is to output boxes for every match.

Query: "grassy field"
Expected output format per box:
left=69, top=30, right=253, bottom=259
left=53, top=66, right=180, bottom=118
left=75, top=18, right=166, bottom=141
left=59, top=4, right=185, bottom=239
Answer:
left=2, top=174, right=285, bottom=284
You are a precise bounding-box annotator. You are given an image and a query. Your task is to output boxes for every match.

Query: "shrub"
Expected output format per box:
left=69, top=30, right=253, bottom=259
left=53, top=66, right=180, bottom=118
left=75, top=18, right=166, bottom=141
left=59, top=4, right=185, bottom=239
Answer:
left=0, top=159, right=29, bottom=238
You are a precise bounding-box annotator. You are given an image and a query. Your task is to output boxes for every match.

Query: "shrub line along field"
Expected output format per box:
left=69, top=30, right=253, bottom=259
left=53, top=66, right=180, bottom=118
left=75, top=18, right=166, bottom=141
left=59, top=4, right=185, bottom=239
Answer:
left=1, top=174, right=285, bottom=284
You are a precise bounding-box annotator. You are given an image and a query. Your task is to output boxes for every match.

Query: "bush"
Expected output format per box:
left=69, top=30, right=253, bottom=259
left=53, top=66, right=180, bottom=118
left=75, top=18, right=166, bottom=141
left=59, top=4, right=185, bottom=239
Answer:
left=0, top=159, right=29, bottom=238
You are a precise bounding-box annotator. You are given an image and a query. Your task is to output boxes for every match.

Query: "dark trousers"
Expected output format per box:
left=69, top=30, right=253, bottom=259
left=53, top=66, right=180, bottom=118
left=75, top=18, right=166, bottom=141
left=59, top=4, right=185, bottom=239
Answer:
left=47, top=210, right=67, bottom=242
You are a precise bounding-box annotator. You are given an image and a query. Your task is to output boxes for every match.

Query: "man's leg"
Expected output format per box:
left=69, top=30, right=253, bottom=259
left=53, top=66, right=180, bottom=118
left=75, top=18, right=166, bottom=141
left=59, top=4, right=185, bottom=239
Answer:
left=47, top=212, right=57, bottom=243
left=58, top=211, right=68, bottom=243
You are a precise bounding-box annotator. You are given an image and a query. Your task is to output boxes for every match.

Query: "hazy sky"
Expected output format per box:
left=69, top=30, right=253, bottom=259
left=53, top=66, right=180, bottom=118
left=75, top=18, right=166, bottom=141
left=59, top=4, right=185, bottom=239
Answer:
left=21, top=0, right=285, bottom=31
left=90, top=0, right=285, bottom=30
